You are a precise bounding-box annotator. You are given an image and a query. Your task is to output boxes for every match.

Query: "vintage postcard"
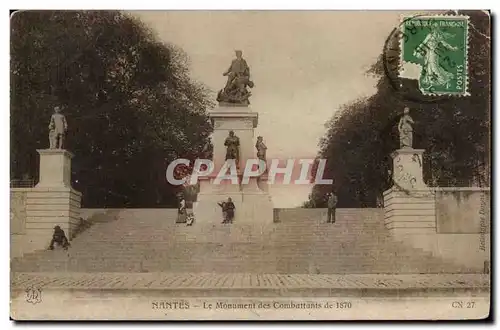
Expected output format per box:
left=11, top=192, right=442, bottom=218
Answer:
left=10, top=10, right=491, bottom=320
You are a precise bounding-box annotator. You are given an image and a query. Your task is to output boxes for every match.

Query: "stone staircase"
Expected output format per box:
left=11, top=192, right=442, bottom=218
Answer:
left=11, top=208, right=479, bottom=274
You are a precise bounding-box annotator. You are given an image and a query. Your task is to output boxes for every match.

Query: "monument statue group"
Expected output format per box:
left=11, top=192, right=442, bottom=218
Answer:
left=193, top=49, right=273, bottom=225
left=40, top=51, right=418, bottom=228
left=217, top=50, right=254, bottom=105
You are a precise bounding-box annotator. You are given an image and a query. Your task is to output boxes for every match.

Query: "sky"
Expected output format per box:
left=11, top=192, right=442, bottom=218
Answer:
left=131, top=11, right=404, bottom=207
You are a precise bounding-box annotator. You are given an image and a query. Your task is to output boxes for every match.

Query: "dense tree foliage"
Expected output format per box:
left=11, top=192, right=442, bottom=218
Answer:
left=11, top=11, right=213, bottom=207
left=306, top=10, right=490, bottom=208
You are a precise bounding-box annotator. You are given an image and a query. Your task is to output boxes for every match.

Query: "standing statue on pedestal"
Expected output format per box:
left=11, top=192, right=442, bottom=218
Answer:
left=256, top=136, right=267, bottom=173
left=202, top=137, right=213, bottom=160
left=224, top=130, right=240, bottom=163
left=48, top=106, right=68, bottom=149
left=217, top=50, right=254, bottom=105
left=255, top=136, right=267, bottom=161
left=398, top=106, right=415, bottom=148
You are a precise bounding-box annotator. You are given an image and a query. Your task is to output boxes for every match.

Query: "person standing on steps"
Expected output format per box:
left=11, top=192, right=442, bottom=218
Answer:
left=177, top=195, right=187, bottom=223
left=327, top=192, right=338, bottom=223
left=218, top=200, right=227, bottom=223
left=225, top=197, right=235, bottom=224
left=218, top=197, right=236, bottom=224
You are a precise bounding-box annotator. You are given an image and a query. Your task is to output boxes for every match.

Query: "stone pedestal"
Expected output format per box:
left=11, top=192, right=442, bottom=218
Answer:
left=194, top=105, right=273, bottom=225
left=23, top=149, right=82, bottom=252
left=209, top=105, right=258, bottom=171
left=383, top=188, right=436, bottom=235
left=24, top=187, right=82, bottom=252
left=195, top=190, right=273, bottom=225
left=391, top=148, right=427, bottom=191
left=382, top=148, right=490, bottom=271
left=384, top=148, right=436, bottom=236
left=36, top=149, right=73, bottom=188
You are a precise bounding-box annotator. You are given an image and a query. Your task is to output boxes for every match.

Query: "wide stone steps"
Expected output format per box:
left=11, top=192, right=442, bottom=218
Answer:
left=11, top=208, right=476, bottom=274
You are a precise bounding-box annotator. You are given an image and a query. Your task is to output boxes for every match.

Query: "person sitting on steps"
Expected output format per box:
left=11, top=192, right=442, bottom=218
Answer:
left=186, top=210, right=195, bottom=226
left=49, top=225, right=70, bottom=250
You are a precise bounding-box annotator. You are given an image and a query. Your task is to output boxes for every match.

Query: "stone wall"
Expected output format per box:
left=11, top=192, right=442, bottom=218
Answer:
left=10, top=187, right=82, bottom=258
left=10, top=189, right=28, bottom=258
left=435, top=188, right=490, bottom=234
left=384, top=187, right=490, bottom=270
left=274, top=208, right=327, bottom=222
left=433, top=188, right=490, bottom=269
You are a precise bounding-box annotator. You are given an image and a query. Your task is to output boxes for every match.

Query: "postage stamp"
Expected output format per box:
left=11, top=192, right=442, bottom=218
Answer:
left=399, top=15, right=469, bottom=96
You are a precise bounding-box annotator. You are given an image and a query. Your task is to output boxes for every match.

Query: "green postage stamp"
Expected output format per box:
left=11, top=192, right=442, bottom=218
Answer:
left=400, top=15, right=469, bottom=96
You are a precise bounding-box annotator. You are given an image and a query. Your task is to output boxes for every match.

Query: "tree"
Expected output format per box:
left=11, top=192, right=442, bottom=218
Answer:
left=307, top=10, right=490, bottom=208
left=11, top=11, right=214, bottom=207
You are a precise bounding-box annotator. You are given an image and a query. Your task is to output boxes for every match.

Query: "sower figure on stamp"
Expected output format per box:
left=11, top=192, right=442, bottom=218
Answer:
left=49, top=225, right=70, bottom=250
left=398, top=107, right=415, bottom=149
left=48, top=106, right=68, bottom=149
left=327, top=192, right=338, bottom=223
left=414, top=25, right=458, bottom=89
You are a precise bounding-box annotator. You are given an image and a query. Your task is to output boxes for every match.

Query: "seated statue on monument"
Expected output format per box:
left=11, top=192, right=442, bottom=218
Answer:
left=224, top=130, right=240, bottom=164
left=217, top=50, right=254, bottom=105
left=48, top=106, right=68, bottom=149
left=398, top=106, right=415, bottom=148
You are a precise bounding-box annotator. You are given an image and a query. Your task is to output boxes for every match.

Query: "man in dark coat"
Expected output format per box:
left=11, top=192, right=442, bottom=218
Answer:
left=218, top=197, right=236, bottom=224
left=225, top=197, right=236, bottom=223
left=327, top=192, right=338, bottom=223
left=49, top=225, right=70, bottom=250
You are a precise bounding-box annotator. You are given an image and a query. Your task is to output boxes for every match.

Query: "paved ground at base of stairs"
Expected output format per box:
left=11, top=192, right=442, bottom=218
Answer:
left=11, top=272, right=489, bottom=291
left=10, top=273, right=490, bottom=321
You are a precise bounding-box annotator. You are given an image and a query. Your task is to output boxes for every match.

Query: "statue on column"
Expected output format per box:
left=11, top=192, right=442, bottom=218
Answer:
left=256, top=136, right=267, bottom=173
left=255, top=136, right=267, bottom=161
left=202, top=137, right=213, bottom=160
left=48, top=106, right=68, bottom=149
left=224, top=130, right=240, bottom=163
left=398, top=106, right=415, bottom=148
left=217, top=50, right=254, bottom=105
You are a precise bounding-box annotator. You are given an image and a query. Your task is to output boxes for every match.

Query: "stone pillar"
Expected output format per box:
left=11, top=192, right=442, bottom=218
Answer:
left=391, top=148, right=427, bottom=191
left=383, top=148, right=436, bottom=237
left=257, top=174, right=270, bottom=193
left=36, top=149, right=73, bottom=188
left=23, top=149, right=82, bottom=253
left=209, top=105, right=258, bottom=172
left=194, top=105, right=273, bottom=225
